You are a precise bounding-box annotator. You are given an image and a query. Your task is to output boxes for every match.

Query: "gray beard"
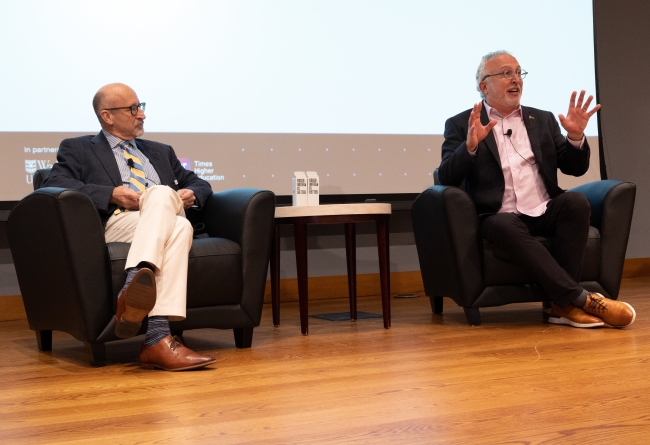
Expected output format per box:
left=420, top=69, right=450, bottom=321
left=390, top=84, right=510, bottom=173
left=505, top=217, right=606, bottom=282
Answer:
left=492, top=92, right=521, bottom=111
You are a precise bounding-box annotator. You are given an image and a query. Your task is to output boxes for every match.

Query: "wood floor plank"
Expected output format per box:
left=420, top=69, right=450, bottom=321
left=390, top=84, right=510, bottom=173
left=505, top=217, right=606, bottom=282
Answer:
left=0, top=277, right=648, bottom=444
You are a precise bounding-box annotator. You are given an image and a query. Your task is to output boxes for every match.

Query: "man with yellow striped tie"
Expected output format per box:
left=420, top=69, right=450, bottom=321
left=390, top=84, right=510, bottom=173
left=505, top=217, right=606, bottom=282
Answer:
left=44, top=83, right=216, bottom=371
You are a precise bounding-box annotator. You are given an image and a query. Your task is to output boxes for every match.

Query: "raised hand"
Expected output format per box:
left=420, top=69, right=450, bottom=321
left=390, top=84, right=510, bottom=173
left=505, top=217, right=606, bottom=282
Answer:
left=467, top=102, right=497, bottom=152
left=558, top=90, right=601, bottom=140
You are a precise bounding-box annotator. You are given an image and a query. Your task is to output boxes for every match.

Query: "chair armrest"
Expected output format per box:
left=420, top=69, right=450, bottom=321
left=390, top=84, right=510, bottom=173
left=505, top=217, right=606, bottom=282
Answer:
left=411, top=185, right=483, bottom=307
left=7, top=187, right=113, bottom=342
left=33, top=168, right=52, bottom=190
left=188, top=188, right=276, bottom=244
left=569, top=180, right=636, bottom=298
left=187, top=188, right=276, bottom=323
left=568, top=180, right=636, bottom=231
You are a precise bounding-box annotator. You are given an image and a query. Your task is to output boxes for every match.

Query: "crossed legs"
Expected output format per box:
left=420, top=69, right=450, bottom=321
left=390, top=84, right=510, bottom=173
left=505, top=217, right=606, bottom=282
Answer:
left=480, top=192, right=635, bottom=328
left=104, top=186, right=215, bottom=370
left=105, top=185, right=192, bottom=320
left=480, top=192, right=590, bottom=308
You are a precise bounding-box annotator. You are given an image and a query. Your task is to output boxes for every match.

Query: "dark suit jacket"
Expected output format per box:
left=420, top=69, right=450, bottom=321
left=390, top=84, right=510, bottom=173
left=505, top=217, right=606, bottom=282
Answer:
left=438, top=105, right=590, bottom=216
left=43, top=132, right=213, bottom=225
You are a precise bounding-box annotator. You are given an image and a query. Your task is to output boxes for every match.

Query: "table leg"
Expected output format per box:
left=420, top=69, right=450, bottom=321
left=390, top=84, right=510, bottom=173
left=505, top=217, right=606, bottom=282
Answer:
left=376, top=215, right=391, bottom=328
left=294, top=220, right=309, bottom=335
left=345, top=223, right=357, bottom=321
left=271, top=224, right=281, bottom=327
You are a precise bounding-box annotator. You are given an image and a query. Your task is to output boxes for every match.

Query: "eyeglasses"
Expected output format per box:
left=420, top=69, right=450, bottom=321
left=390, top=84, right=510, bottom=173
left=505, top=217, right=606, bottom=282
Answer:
left=104, top=102, right=146, bottom=116
left=481, top=69, right=528, bottom=81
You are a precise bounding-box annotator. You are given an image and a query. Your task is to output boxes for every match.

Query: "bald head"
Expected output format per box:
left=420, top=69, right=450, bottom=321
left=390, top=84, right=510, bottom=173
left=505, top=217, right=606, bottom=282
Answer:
left=92, top=83, right=137, bottom=120
left=93, top=83, right=146, bottom=140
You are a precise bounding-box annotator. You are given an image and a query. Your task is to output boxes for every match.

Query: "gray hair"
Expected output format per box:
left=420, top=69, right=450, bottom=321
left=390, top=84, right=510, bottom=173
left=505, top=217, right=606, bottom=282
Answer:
left=476, top=50, right=511, bottom=99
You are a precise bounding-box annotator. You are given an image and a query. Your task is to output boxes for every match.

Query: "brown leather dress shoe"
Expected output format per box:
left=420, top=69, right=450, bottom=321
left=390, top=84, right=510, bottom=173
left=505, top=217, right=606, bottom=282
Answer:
left=139, top=335, right=216, bottom=371
left=547, top=303, right=604, bottom=328
left=583, top=292, right=636, bottom=328
left=115, top=268, right=157, bottom=339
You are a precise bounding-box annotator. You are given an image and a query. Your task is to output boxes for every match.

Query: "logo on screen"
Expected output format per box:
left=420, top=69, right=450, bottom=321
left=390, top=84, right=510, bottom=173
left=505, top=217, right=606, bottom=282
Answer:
left=178, top=158, right=192, bottom=170
left=25, top=160, right=37, bottom=174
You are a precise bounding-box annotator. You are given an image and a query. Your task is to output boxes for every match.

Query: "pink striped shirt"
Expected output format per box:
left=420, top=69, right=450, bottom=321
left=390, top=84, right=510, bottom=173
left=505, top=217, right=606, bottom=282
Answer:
left=479, top=103, right=584, bottom=216
left=483, top=103, right=550, bottom=216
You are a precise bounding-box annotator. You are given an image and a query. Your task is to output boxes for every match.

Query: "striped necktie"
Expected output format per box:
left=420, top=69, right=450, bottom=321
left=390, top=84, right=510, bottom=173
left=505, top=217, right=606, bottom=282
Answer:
left=119, top=141, right=147, bottom=192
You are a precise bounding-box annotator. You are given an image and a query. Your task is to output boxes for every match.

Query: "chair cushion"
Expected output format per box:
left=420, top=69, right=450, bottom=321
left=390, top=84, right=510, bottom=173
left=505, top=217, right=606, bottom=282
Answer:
left=107, top=237, right=243, bottom=310
left=483, top=226, right=601, bottom=285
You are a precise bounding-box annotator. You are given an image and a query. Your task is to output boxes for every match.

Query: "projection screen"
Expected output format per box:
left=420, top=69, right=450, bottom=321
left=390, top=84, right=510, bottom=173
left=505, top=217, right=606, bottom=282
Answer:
left=0, top=0, right=599, bottom=201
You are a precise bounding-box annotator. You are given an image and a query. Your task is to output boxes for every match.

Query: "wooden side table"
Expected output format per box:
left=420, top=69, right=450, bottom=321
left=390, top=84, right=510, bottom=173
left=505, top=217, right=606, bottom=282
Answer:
left=271, top=203, right=392, bottom=334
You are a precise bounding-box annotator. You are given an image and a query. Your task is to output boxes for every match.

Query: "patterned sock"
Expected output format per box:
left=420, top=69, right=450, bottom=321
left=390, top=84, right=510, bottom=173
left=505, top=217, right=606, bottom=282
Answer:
left=118, top=267, right=140, bottom=299
left=118, top=263, right=154, bottom=299
left=144, top=316, right=171, bottom=346
left=571, top=289, right=589, bottom=308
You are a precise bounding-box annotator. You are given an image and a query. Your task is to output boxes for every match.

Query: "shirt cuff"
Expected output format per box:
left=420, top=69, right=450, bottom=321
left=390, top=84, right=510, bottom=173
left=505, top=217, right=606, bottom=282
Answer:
left=567, top=134, right=585, bottom=149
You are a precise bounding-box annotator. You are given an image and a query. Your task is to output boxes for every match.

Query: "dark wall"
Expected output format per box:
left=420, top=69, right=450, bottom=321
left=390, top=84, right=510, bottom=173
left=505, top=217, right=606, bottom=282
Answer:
left=594, top=0, right=650, bottom=258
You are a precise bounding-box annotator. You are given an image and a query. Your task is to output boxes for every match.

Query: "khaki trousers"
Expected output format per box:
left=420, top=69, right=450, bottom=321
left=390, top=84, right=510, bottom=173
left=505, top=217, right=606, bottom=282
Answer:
left=104, top=186, right=193, bottom=321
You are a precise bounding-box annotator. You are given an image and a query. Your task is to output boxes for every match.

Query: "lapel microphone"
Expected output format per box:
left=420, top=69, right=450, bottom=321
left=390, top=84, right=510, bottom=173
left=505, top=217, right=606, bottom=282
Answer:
left=504, top=129, right=513, bottom=137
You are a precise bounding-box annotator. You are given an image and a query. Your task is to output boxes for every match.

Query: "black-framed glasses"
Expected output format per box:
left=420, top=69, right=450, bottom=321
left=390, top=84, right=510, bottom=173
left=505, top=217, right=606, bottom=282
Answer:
left=104, top=102, right=146, bottom=116
left=481, top=69, right=527, bottom=81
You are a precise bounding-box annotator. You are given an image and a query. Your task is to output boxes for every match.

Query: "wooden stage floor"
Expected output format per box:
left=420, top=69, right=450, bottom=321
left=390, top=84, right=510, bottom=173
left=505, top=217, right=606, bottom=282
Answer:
left=1, top=277, right=649, bottom=444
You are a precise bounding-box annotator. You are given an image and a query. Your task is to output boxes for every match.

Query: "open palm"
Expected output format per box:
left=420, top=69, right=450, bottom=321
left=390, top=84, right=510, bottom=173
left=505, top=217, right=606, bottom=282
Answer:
left=558, top=90, right=601, bottom=140
left=467, top=102, right=497, bottom=151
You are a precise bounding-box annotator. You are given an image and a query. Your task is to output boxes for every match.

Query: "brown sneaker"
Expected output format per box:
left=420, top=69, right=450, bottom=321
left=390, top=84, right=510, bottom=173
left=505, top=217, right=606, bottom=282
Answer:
left=139, top=335, right=216, bottom=371
left=547, top=303, right=604, bottom=328
left=583, top=292, right=636, bottom=328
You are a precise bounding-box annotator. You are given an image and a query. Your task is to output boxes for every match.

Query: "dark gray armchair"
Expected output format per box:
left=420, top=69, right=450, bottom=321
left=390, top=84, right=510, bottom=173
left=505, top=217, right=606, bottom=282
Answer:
left=8, top=169, right=275, bottom=366
left=412, top=171, right=636, bottom=325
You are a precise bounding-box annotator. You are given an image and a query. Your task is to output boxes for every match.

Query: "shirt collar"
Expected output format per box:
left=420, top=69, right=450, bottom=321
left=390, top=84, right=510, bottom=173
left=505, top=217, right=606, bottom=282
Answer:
left=102, top=129, right=136, bottom=150
left=483, top=100, right=523, bottom=120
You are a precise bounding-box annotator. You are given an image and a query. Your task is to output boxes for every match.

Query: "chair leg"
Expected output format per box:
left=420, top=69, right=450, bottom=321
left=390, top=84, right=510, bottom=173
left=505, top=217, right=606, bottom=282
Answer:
left=429, top=296, right=443, bottom=314
left=35, top=330, right=52, bottom=351
left=83, top=342, right=107, bottom=367
left=463, top=307, right=481, bottom=326
left=233, top=327, right=254, bottom=348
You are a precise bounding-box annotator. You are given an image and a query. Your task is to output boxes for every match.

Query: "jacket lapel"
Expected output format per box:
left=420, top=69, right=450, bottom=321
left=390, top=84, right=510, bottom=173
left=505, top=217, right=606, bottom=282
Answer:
left=480, top=105, right=501, bottom=169
left=522, top=106, right=543, bottom=166
left=135, top=139, right=169, bottom=186
left=90, top=132, right=122, bottom=186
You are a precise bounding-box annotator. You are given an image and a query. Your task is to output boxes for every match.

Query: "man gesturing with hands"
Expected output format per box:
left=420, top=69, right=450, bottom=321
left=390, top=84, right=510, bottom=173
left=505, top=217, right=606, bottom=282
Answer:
left=439, top=50, right=635, bottom=328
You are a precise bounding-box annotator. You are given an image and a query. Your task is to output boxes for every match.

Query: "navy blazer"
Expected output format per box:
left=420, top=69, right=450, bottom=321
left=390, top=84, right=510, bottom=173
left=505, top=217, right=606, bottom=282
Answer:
left=43, top=132, right=213, bottom=225
left=438, top=105, right=590, bottom=216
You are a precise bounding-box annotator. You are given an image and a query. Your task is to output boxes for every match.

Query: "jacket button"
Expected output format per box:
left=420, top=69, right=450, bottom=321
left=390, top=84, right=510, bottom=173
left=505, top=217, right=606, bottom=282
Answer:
left=499, top=186, right=504, bottom=191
